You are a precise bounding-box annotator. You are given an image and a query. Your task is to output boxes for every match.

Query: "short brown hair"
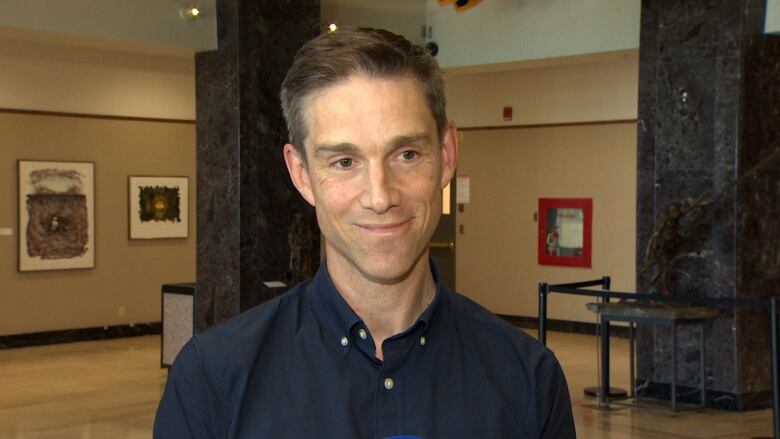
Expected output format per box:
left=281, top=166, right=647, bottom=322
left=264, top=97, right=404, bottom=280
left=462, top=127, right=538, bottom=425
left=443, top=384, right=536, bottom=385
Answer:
left=280, top=27, right=447, bottom=158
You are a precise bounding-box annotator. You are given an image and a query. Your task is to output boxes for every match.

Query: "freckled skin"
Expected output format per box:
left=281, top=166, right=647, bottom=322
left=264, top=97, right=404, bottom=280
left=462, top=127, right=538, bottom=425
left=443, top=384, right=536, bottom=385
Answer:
left=284, top=75, right=457, bottom=288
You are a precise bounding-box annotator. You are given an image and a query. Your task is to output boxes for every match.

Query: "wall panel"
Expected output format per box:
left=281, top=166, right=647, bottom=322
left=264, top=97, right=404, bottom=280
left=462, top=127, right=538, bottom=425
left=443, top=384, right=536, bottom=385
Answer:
left=0, top=112, right=195, bottom=335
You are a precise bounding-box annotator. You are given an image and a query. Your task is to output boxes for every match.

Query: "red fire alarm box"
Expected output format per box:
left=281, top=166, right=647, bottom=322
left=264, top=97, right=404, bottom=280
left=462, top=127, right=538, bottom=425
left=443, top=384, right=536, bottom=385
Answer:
left=503, top=106, right=512, bottom=121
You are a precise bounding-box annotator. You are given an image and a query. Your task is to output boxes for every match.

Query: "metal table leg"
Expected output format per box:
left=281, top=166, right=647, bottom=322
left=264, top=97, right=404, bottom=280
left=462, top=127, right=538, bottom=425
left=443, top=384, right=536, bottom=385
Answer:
left=630, top=322, right=636, bottom=398
left=672, top=321, right=677, bottom=412
left=700, top=322, right=706, bottom=408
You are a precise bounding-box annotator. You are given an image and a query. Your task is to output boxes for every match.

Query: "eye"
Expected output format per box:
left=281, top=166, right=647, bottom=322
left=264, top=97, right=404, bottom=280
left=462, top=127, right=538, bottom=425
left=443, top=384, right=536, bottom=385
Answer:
left=400, top=150, right=419, bottom=161
left=333, top=158, right=355, bottom=169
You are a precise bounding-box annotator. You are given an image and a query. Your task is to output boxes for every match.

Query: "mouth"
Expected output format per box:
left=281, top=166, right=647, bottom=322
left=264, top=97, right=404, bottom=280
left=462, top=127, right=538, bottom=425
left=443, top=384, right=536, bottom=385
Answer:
left=356, top=218, right=413, bottom=236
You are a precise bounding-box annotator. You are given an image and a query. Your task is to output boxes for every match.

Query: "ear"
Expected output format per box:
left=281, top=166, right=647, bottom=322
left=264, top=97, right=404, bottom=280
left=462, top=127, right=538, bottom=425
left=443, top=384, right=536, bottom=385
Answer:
left=283, top=143, right=316, bottom=207
left=440, top=121, right=459, bottom=188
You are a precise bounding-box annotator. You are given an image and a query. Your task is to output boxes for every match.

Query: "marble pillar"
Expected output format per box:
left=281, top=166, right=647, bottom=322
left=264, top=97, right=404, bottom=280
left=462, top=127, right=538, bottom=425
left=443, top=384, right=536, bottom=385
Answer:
left=636, top=0, right=780, bottom=410
left=195, top=0, right=321, bottom=333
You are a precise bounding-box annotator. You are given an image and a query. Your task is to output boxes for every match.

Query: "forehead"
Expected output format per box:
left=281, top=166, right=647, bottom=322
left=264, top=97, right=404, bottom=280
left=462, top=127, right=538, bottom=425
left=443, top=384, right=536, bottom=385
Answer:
left=302, top=74, right=437, bottom=151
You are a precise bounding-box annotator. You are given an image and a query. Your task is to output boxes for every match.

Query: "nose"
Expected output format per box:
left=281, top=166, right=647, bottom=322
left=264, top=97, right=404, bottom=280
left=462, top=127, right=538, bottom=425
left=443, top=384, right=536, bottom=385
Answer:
left=359, top=162, right=399, bottom=214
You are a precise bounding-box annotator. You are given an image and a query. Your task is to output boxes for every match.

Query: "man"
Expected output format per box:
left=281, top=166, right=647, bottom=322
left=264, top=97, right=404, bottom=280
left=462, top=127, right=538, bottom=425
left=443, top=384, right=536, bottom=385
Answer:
left=154, top=27, right=575, bottom=438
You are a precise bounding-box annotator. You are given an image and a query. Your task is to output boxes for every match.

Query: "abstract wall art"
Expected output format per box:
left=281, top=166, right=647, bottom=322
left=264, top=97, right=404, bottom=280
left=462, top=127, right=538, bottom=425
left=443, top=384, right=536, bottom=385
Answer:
left=129, top=176, right=188, bottom=239
left=18, top=160, right=95, bottom=271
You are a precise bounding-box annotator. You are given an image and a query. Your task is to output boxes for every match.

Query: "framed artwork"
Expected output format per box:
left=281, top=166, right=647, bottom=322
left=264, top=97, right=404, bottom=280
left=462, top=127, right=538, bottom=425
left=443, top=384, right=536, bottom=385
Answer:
left=538, top=198, right=592, bottom=268
left=18, top=160, right=95, bottom=271
left=129, top=176, right=188, bottom=239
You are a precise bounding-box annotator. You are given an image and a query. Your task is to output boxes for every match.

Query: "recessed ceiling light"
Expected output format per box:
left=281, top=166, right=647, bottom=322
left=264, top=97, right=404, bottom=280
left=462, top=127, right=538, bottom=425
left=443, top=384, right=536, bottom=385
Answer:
left=181, top=6, right=202, bottom=20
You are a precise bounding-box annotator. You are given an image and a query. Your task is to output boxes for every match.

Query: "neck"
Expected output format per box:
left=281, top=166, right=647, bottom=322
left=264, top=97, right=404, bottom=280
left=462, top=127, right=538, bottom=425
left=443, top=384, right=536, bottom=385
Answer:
left=326, top=250, right=436, bottom=361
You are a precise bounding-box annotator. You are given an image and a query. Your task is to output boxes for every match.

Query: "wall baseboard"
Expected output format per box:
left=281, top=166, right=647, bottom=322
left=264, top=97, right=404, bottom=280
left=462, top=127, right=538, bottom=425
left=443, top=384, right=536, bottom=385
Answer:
left=497, top=314, right=630, bottom=339
left=0, top=322, right=161, bottom=349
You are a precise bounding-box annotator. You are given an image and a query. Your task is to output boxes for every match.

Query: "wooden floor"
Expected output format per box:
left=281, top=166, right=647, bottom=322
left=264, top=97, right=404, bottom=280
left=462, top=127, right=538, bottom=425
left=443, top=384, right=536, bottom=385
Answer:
left=0, top=332, right=773, bottom=438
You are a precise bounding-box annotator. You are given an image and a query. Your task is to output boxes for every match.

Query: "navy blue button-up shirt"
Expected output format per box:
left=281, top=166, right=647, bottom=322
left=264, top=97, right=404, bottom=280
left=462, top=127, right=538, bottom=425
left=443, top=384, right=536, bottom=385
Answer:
left=154, top=262, right=575, bottom=438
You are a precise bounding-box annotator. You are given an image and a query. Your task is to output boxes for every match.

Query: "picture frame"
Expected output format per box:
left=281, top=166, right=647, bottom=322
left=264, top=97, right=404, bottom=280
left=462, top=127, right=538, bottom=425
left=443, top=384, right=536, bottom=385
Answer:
left=538, top=198, right=592, bottom=268
left=18, top=160, right=96, bottom=271
left=128, top=176, right=188, bottom=239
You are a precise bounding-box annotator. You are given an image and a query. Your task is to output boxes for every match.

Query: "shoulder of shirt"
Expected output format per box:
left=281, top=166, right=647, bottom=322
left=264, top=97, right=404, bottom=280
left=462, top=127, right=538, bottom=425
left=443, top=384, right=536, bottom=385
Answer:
left=444, top=288, right=556, bottom=366
left=187, top=279, right=311, bottom=364
left=169, top=280, right=311, bottom=428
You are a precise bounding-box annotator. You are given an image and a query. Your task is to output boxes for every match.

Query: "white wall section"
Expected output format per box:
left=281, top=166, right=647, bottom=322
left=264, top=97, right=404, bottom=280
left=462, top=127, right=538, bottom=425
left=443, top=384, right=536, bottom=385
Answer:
left=426, top=0, right=641, bottom=69
left=768, top=0, right=780, bottom=34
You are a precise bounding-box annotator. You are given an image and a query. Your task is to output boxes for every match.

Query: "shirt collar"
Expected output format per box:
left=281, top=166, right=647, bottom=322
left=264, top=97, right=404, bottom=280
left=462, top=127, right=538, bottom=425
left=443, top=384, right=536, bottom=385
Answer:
left=308, top=257, right=445, bottom=347
left=309, top=260, right=363, bottom=344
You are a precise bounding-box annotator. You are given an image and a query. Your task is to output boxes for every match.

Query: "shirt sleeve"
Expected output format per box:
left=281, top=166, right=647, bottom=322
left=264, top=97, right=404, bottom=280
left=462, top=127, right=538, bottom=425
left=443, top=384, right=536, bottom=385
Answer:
left=153, top=339, right=230, bottom=439
left=536, top=351, right=576, bottom=438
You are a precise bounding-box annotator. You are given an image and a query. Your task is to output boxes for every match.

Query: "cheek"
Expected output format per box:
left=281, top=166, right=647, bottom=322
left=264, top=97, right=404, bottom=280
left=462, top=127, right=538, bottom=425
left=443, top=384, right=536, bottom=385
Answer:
left=313, top=178, right=355, bottom=215
left=401, top=166, right=441, bottom=199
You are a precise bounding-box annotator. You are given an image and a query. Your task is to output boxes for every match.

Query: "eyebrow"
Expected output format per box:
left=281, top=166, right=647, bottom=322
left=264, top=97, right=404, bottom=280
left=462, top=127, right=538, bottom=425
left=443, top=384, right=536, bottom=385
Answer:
left=390, top=133, right=433, bottom=148
left=312, top=142, right=361, bottom=157
left=311, top=133, right=434, bottom=158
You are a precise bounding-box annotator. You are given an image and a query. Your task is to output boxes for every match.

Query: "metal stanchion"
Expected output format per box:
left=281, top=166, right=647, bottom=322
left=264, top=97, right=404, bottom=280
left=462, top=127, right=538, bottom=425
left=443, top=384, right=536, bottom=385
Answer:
left=538, top=283, right=548, bottom=346
left=585, top=276, right=627, bottom=401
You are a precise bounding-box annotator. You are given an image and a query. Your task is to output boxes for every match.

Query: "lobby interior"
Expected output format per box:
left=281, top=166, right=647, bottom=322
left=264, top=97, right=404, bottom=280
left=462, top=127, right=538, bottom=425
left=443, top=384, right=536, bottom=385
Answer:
left=1, top=1, right=780, bottom=438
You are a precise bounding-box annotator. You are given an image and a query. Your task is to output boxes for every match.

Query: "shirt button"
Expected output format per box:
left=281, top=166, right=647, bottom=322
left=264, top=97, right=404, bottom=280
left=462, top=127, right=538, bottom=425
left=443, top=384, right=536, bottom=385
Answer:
left=384, top=377, right=394, bottom=390
left=358, top=328, right=367, bottom=340
left=340, top=336, right=349, bottom=347
left=420, top=336, right=427, bottom=346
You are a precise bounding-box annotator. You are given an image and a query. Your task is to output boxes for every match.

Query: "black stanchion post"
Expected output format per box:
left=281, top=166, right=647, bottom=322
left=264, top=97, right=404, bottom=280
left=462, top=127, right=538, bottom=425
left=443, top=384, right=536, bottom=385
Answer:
left=538, top=283, right=548, bottom=346
left=584, top=276, right=628, bottom=402
left=771, top=297, right=779, bottom=439
left=600, top=289, right=611, bottom=406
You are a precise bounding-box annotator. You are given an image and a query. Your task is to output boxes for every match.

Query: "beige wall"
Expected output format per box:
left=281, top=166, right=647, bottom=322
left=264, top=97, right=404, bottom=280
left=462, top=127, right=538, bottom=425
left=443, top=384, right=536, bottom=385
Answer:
left=0, top=32, right=197, bottom=335
left=0, top=0, right=216, bottom=53
left=0, top=36, right=195, bottom=119
left=446, top=51, right=639, bottom=127
left=455, top=123, right=636, bottom=323
left=0, top=113, right=195, bottom=335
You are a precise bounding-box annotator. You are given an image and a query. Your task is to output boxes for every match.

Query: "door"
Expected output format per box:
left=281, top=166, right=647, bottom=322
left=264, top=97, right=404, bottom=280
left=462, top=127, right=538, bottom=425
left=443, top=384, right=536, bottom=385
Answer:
left=430, top=179, right=457, bottom=290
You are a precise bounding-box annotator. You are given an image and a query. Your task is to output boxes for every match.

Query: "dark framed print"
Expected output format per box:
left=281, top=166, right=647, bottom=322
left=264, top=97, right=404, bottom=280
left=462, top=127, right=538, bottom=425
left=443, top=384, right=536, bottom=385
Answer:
left=538, top=198, right=592, bottom=268
left=129, top=176, right=188, bottom=239
left=18, top=160, right=95, bottom=271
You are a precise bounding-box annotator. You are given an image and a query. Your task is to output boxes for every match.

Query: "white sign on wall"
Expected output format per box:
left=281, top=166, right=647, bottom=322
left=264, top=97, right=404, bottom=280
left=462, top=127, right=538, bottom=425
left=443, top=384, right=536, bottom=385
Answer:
left=457, top=174, right=470, bottom=204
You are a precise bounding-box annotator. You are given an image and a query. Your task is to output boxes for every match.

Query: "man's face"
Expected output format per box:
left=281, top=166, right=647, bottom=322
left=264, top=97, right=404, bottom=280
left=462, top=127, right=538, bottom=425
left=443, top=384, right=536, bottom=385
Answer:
left=284, top=74, right=457, bottom=283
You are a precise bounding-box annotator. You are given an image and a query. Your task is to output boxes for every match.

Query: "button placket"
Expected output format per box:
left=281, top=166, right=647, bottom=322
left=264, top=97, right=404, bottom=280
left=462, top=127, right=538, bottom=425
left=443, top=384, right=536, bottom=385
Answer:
left=376, top=359, right=403, bottom=436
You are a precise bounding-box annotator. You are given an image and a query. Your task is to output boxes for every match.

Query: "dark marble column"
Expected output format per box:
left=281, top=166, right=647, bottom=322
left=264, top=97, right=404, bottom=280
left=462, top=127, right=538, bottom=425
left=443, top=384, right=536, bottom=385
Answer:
left=195, top=0, right=320, bottom=333
left=636, top=0, right=780, bottom=410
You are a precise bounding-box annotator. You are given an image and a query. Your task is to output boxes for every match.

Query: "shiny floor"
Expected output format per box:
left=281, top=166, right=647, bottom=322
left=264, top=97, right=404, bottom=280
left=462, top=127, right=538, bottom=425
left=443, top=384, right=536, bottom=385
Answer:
left=0, top=332, right=773, bottom=438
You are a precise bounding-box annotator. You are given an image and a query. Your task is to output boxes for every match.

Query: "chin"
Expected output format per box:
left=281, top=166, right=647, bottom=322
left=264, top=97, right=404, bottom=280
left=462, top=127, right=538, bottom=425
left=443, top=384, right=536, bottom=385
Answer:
left=355, top=251, right=426, bottom=284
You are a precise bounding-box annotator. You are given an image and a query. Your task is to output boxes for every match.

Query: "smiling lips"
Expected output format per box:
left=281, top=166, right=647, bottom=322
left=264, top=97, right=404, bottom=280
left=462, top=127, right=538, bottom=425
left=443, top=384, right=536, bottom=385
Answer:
left=357, top=218, right=413, bottom=235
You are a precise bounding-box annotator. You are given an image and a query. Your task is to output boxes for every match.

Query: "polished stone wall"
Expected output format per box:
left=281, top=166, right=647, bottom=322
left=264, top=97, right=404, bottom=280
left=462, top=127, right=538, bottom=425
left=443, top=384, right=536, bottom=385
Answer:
left=736, top=33, right=780, bottom=403
left=195, top=0, right=320, bottom=332
left=636, top=0, right=780, bottom=410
